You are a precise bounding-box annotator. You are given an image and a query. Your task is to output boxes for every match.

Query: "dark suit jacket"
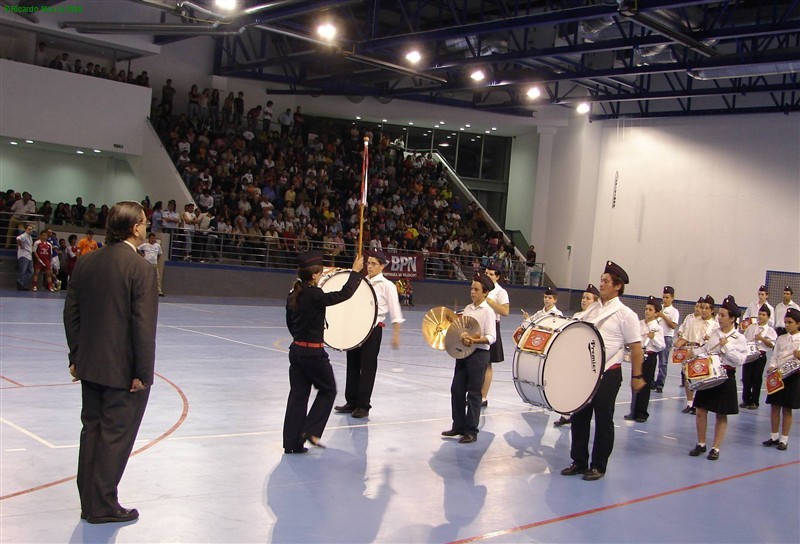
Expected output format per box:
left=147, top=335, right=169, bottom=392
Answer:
left=64, top=241, right=159, bottom=389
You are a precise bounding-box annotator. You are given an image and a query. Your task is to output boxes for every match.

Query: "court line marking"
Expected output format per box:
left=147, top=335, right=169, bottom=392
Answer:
left=163, top=326, right=288, bottom=354
left=0, top=417, right=62, bottom=449
left=0, top=371, right=189, bottom=501
left=0, top=375, right=25, bottom=387
left=450, top=459, right=800, bottom=543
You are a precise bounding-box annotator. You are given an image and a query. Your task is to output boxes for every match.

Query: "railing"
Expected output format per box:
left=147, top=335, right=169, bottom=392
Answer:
left=1, top=211, right=47, bottom=248
left=164, top=228, right=544, bottom=286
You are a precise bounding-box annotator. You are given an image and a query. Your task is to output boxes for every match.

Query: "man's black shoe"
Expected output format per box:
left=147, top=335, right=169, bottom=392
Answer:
left=560, top=463, right=587, bottom=476
left=86, top=508, right=139, bottom=524
left=334, top=403, right=355, bottom=413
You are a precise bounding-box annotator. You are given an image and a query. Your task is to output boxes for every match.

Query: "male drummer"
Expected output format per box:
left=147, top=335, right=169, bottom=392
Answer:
left=653, top=286, right=679, bottom=393
left=334, top=250, right=404, bottom=419
left=774, top=286, right=799, bottom=336
left=522, top=286, right=563, bottom=326
left=441, top=274, right=496, bottom=444
left=741, top=305, right=776, bottom=409
left=743, top=285, right=775, bottom=329
left=561, top=261, right=644, bottom=481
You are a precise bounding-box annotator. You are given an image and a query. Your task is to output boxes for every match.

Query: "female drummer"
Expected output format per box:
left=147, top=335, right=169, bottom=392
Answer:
left=675, top=296, right=718, bottom=414
left=554, top=284, right=600, bottom=427
left=441, top=274, right=497, bottom=444
left=481, top=264, right=510, bottom=408
left=689, top=296, right=748, bottom=461
left=283, top=250, right=364, bottom=453
left=763, top=307, right=800, bottom=451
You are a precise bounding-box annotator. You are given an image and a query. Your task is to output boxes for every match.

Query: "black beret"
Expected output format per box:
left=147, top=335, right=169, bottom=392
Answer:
left=697, top=297, right=705, bottom=304
left=604, top=260, right=629, bottom=284
left=702, top=295, right=715, bottom=307
left=784, top=285, right=793, bottom=294
left=647, top=296, right=662, bottom=313
left=545, top=286, right=557, bottom=296
left=486, top=263, right=500, bottom=272
left=758, top=285, right=768, bottom=292
left=297, top=250, right=324, bottom=268
left=473, top=273, right=494, bottom=293
left=585, top=284, right=600, bottom=297
left=759, top=304, right=771, bottom=316
left=366, top=249, right=389, bottom=265
left=663, top=286, right=675, bottom=295
left=786, top=308, right=800, bottom=322
left=721, top=296, right=741, bottom=318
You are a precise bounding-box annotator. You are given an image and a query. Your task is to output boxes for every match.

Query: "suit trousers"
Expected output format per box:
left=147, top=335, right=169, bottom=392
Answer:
left=570, top=366, right=622, bottom=473
left=78, top=380, right=150, bottom=516
left=283, top=345, right=337, bottom=449
left=345, top=325, right=383, bottom=409
left=450, top=349, right=489, bottom=436
left=630, top=353, right=657, bottom=419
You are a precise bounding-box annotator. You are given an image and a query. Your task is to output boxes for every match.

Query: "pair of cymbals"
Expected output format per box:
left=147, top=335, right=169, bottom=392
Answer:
left=422, top=307, right=480, bottom=359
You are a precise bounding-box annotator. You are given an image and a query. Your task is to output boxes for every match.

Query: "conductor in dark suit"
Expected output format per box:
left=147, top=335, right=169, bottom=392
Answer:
left=64, top=201, right=159, bottom=524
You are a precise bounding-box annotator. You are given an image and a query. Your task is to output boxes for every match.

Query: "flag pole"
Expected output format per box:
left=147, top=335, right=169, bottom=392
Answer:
left=357, top=136, right=369, bottom=259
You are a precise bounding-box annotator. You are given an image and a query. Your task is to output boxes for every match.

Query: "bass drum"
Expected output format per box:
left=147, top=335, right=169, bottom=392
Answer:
left=318, top=269, right=378, bottom=351
left=512, top=315, right=606, bottom=414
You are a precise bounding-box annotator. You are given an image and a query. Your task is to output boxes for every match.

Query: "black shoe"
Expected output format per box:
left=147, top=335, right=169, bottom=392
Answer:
left=690, top=407, right=696, bottom=415
left=650, top=384, right=657, bottom=390
left=654, top=387, right=663, bottom=393
left=582, top=468, right=604, bottom=481
left=441, top=429, right=461, bottom=437
left=481, top=399, right=488, bottom=407
left=334, top=403, right=354, bottom=413
left=560, top=463, right=587, bottom=476
left=707, top=448, right=719, bottom=460
left=553, top=416, right=571, bottom=427
left=80, top=512, right=87, bottom=520
left=458, top=434, right=477, bottom=444
left=284, top=446, right=309, bottom=454
left=635, top=417, right=647, bottom=423
left=746, top=404, right=758, bottom=410
left=352, top=407, right=369, bottom=419
left=623, top=413, right=636, bottom=420
left=739, top=402, right=747, bottom=408
left=689, top=444, right=707, bottom=456
left=777, top=442, right=788, bottom=451
left=763, top=438, right=779, bottom=447
left=86, top=508, right=139, bottom=524
left=681, top=406, right=692, bottom=414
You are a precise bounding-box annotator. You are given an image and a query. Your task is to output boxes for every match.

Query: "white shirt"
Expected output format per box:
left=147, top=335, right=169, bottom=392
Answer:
left=660, top=305, right=679, bottom=338
left=702, top=327, right=748, bottom=369
left=16, top=231, right=32, bottom=260
left=524, top=305, right=563, bottom=327
left=583, top=298, right=640, bottom=364
left=774, top=300, right=800, bottom=329
left=487, top=283, right=509, bottom=323
left=641, top=319, right=666, bottom=353
left=462, top=299, right=497, bottom=351
left=682, top=316, right=719, bottom=344
left=744, top=321, right=777, bottom=355
left=138, top=241, right=162, bottom=265
left=744, top=300, right=775, bottom=328
left=368, top=273, right=405, bottom=326
left=769, top=331, right=800, bottom=371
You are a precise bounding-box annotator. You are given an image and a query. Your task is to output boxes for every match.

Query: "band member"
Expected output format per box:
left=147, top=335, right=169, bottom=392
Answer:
left=763, top=308, right=800, bottom=451
left=481, top=264, right=510, bottom=408
left=284, top=251, right=364, bottom=453
left=689, top=296, right=748, bottom=460
left=554, top=284, right=600, bottom=427
left=335, top=250, right=404, bottom=419
left=561, top=261, right=644, bottom=481
left=675, top=296, right=719, bottom=414
left=743, top=285, right=775, bottom=329
left=441, top=274, right=496, bottom=444
left=625, top=296, right=666, bottom=422
left=521, top=286, right=563, bottom=326
left=653, top=286, right=679, bottom=393
left=774, top=286, right=799, bottom=336
left=741, top=305, right=777, bottom=409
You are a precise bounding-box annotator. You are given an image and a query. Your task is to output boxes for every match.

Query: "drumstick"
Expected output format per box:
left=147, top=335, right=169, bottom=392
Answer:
left=356, top=137, right=369, bottom=259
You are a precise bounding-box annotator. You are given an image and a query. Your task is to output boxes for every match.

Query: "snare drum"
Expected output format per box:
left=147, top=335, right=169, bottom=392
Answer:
left=670, top=347, right=691, bottom=364
left=744, top=342, right=761, bottom=364
left=687, top=354, right=728, bottom=391
left=512, top=315, right=605, bottom=414
left=318, top=269, right=377, bottom=351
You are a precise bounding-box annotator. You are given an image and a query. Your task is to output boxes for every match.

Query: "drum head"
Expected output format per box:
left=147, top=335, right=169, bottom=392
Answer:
left=319, top=271, right=377, bottom=351
left=541, top=321, right=605, bottom=414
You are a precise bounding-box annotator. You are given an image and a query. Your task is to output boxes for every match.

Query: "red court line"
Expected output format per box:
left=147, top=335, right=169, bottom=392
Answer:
left=450, top=459, right=800, bottom=543
left=0, top=375, right=25, bottom=387
left=1, top=382, right=78, bottom=390
left=0, top=371, right=189, bottom=501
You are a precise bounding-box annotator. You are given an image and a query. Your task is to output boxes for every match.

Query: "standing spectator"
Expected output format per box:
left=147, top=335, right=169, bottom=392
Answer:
left=161, top=200, right=180, bottom=234
left=279, top=108, right=293, bottom=137
left=5, top=191, right=36, bottom=248
left=209, top=89, right=221, bottom=130
left=187, top=84, right=200, bottom=121
left=263, top=100, right=274, bottom=132
left=180, top=203, right=199, bottom=260
left=15, top=224, right=34, bottom=290
left=199, top=88, right=210, bottom=125
left=293, top=106, right=305, bottom=143
left=524, top=245, right=537, bottom=286
left=150, top=201, right=163, bottom=233
left=71, top=197, right=87, bottom=225
left=32, top=230, right=55, bottom=292
left=138, top=232, right=163, bottom=296
left=77, top=231, right=99, bottom=257
left=161, top=78, right=176, bottom=114
left=35, top=41, right=49, bottom=67
left=64, top=201, right=158, bottom=524
left=222, top=91, right=234, bottom=126
left=233, top=91, right=245, bottom=128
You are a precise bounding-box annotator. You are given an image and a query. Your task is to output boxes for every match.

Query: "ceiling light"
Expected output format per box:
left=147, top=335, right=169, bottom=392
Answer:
left=438, top=142, right=449, bottom=147
left=76, top=150, right=85, bottom=154
left=576, top=102, right=591, bottom=114
left=382, top=119, right=387, bottom=122
left=439, top=121, right=445, bottom=124
left=526, top=86, right=541, bottom=99
left=214, top=0, right=237, bottom=11
left=93, top=149, right=101, bottom=153
left=405, top=50, right=421, bottom=64
left=9, top=141, right=18, bottom=145
left=317, top=23, right=337, bottom=41
left=460, top=128, right=465, bottom=131
left=491, top=127, right=497, bottom=131
left=356, top=116, right=361, bottom=120
left=470, top=69, right=485, bottom=81
left=485, top=130, right=490, bottom=134
left=25, top=140, right=34, bottom=144
left=408, top=122, right=414, bottom=125
left=465, top=124, right=471, bottom=128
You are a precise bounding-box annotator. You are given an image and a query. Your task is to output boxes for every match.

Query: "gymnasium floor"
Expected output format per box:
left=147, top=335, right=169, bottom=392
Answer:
left=1, top=291, right=798, bottom=543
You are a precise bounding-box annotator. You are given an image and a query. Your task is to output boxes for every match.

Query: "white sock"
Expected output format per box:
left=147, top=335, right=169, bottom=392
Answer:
left=771, top=432, right=780, bottom=440
left=697, top=442, right=706, bottom=447
left=780, top=435, right=788, bottom=444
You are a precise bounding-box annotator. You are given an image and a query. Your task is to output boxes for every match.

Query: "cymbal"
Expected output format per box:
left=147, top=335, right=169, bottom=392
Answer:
left=445, top=315, right=480, bottom=359
left=422, top=307, right=459, bottom=350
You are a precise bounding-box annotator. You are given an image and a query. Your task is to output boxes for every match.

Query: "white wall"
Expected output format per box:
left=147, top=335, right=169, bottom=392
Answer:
left=541, top=114, right=800, bottom=302
left=506, top=130, right=540, bottom=242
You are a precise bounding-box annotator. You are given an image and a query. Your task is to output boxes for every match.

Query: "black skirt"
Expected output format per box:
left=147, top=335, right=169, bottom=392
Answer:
left=489, top=321, right=504, bottom=363
left=766, top=372, right=800, bottom=409
left=693, top=369, right=739, bottom=415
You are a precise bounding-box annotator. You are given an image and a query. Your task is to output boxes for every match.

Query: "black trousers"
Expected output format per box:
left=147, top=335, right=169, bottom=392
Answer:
left=570, top=366, right=622, bottom=473
left=283, top=345, right=337, bottom=449
left=78, top=380, right=150, bottom=516
left=345, top=325, right=383, bottom=409
left=450, top=349, right=489, bottom=436
left=741, top=353, right=767, bottom=406
left=630, top=353, right=658, bottom=419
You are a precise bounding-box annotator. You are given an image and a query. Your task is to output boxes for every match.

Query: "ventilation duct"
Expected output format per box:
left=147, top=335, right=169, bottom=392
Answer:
left=688, top=61, right=800, bottom=80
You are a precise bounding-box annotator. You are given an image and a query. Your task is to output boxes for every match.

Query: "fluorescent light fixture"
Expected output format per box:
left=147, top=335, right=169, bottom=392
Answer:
left=485, top=130, right=490, bottom=134
left=405, top=50, right=421, bottom=64
left=460, top=128, right=465, bottom=131
left=25, top=140, right=34, bottom=144
left=356, top=116, right=361, bottom=120
left=93, top=149, right=101, bottom=153
left=317, top=23, right=337, bottom=41
left=439, top=121, right=445, bottom=124
left=491, top=127, right=497, bottom=131
left=9, top=141, right=18, bottom=145
left=465, top=124, right=471, bottom=128
left=576, top=102, right=591, bottom=114
left=470, top=69, right=485, bottom=81
left=382, top=119, right=388, bottom=122
left=526, top=86, right=541, bottom=99
left=76, top=150, right=85, bottom=154
left=438, top=142, right=450, bottom=147
left=408, top=122, right=414, bottom=125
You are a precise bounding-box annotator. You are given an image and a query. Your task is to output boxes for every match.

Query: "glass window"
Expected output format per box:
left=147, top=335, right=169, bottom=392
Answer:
left=435, top=130, right=457, bottom=167
left=406, top=126, right=432, bottom=150
left=456, top=133, right=481, bottom=178
left=481, top=135, right=510, bottom=181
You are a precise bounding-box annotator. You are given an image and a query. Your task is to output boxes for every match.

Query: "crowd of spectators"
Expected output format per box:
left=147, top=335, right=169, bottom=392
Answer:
left=33, top=42, right=151, bottom=86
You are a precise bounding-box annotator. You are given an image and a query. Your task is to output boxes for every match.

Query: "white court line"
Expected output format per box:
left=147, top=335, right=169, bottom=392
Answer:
left=5, top=448, right=27, bottom=452
left=634, top=429, right=648, bottom=434
left=662, top=435, right=678, bottom=440
left=0, top=417, right=69, bottom=449
left=164, top=326, right=288, bottom=354
left=164, top=325, right=284, bottom=329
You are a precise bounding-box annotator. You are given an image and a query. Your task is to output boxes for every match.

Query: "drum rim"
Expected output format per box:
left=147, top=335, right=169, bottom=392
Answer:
left=318, top=270, right=378, bottom=351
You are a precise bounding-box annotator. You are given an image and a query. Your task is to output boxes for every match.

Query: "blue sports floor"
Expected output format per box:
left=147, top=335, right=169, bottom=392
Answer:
left=1, top=291, right=798, bottom=543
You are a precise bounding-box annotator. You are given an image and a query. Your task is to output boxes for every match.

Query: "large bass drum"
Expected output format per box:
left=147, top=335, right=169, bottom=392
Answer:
left=512, top=315, right=606, bottom=414
left=318, top=268, right=378, bottom=351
